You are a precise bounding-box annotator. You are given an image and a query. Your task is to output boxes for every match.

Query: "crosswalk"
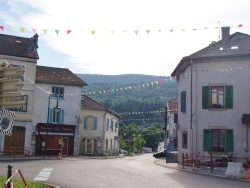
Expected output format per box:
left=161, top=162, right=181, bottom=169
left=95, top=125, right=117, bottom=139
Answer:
left=33, top=167, right=53, bottom=181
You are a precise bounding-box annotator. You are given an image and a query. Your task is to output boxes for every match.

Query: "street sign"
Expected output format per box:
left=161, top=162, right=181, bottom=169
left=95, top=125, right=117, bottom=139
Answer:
left=0, top=60, right=25, bottom=108
left=0, top=109, right=15, bottom=135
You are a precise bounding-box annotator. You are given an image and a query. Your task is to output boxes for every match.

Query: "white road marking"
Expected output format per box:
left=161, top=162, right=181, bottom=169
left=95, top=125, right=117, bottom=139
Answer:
left=33, top=167, right=53, bottom=181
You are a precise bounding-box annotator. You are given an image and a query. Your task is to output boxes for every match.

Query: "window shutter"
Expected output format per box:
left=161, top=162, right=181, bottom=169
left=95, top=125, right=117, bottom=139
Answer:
left=225, top=85, right=233, bottom=109
left=94, top=117, right=98, bottom=129
left=83, top=117, right=87, bottom=129
left=202, top=86, right=210, bottom=109
left=181, top=91, right=186, bottom=112
left=203, top=129, right=211, bottom=152
left=49, top=108, right=53, bottom=123
left=225, top=129, right=234, bottom=152
left=60, top=109, right=64, bottom=123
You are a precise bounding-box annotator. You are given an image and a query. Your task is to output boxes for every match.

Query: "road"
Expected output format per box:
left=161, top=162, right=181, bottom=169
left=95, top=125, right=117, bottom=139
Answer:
left=0, top=154, right=249, bottom=188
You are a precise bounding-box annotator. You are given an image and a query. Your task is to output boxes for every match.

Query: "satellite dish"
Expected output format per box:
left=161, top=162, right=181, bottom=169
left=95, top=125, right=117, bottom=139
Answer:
left=175, top=123, right=180, bottom=130
left=0, top=116, right=11, bottom=130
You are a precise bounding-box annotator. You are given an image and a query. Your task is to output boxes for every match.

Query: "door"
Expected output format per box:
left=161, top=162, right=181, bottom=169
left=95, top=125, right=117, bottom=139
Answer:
left=4, top=126, right=25, bottom=155
left=62, top=137, right=68, bottom=156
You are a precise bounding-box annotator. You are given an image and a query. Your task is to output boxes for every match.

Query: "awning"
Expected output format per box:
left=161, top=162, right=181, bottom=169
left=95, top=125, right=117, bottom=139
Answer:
left=242, top=114, right=250, bottom=124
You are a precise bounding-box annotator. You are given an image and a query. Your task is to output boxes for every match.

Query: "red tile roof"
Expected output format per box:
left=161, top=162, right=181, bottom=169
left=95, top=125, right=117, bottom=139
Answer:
left=168, top=97, right=178, bottom=112
left=0, top=34, right=39, bottom=59
left=36, top=65, right=88, bottom=86
left=81, top=95, right=120, bottom=118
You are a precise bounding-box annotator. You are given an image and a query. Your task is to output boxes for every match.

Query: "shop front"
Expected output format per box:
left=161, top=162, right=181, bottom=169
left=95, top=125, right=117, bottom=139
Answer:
left=35, top=123, right=75, bottom=156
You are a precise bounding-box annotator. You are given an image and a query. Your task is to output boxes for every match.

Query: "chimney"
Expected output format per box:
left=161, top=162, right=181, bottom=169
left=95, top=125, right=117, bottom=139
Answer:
left=221, top=27, right=230, bottom=42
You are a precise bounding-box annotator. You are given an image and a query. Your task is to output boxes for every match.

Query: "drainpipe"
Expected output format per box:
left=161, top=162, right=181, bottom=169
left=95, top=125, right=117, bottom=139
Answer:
left=190, top=60, right=193, bottom=158
left=245, top=125, right=249, bottom=152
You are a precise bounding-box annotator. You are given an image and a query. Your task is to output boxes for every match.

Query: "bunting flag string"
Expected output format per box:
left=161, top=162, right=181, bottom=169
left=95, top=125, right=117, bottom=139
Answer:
left=0, top=24, right=249, bottom=36
left=118, top=110, right=164, bottom=115
left=84, top=77, right=174, bottom=96
left=121, top=117, right=164, bottom=122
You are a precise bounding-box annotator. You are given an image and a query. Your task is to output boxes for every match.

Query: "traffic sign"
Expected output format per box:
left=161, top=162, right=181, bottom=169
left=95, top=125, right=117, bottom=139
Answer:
left=0, top=60, right=25, bottom=109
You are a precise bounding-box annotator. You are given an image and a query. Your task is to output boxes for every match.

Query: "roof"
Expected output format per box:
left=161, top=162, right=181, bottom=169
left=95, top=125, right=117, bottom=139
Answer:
left=36, top=65, right=88, bottom=86
left=167, top=97, right=178, bottom=112
left=0, top=33, right=39, bottom=59
left=81, top=95, right=121, bottom=119
left=171, top=27, right=250, bottom=77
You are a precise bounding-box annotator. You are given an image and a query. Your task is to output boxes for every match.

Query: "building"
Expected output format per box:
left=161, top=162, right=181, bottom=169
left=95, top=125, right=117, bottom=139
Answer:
left=165, top=97, right=178, bottom=150
left=80, top=95, right=120, bottom=156
left=0, top=33, right=39, bottom=155
left=33, top=66, right=87, bottom=156
left=171, top=27, right=250, bottom=162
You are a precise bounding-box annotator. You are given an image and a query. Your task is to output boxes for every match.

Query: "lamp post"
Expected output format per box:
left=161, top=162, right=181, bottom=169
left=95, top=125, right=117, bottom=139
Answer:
left=45, top=94, right=61, bottom=158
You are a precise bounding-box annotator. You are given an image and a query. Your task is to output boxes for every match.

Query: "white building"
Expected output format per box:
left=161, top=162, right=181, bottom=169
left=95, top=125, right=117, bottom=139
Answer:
left=171, top=27, right=250, bottom=163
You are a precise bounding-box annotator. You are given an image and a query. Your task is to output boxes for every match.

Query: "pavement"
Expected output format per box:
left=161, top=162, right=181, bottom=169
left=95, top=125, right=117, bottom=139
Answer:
left=1, top=154, right=250, bottom=183
left=154, top=158, right=250, bottom=182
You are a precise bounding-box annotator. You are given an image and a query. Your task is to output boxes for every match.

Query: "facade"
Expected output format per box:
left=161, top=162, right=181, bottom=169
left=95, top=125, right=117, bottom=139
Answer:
left=165, top=97, right=178, bottom=150
left=33, top=66, right=87, bottom=156
left=171, top=27, right=250, bottom=162
left=0, top=33, right=39, bottom=155
left=80, top=95, right=120, bottom=156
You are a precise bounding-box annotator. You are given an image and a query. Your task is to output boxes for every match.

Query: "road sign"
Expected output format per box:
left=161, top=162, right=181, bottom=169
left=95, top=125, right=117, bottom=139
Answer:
left=0, top=109, right=15, bottom=135
left=0, top=60, right=25, bottom=109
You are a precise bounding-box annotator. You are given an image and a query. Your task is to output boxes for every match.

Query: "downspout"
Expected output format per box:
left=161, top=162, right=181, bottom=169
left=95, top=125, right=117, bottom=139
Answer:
left=245, top=125, right=249, bottom=152
left=190, top=60, right=193, bottom=158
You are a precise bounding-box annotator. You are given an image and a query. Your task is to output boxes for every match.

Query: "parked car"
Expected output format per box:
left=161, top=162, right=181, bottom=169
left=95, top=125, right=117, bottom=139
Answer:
left=153, top=149, right=166, bottom=158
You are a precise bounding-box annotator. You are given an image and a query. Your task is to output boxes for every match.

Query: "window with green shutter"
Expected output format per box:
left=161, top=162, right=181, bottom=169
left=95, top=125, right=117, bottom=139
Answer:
left=202, top=85, right=233, bottom=110
left=181, top=91, right=186, bottom=112
left=203, top=129, right=233, bottom=152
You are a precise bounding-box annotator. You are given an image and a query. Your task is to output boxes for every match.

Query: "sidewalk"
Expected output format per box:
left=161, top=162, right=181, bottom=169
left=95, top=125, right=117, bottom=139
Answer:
left=154, top=158, right=250, bottom=182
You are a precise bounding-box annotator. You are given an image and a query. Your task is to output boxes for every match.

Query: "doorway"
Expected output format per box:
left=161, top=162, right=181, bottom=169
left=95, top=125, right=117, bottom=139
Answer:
left=4, top=126, right=25, bottom=155
left=62, top=137, right=69, bottom=156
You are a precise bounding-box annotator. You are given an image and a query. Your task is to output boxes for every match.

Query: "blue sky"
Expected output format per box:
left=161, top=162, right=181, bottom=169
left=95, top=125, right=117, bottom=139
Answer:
left=1, top=0, right=250, bottom=76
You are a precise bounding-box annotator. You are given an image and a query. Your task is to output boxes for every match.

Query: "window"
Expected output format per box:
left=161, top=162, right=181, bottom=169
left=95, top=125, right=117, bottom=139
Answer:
left=182, top=132, right=187, bottom=149
left=6, top=95, right=28, bottom=112
left=83, top=116, right=97, bottom=130
left=106, top=118, right=109, bottom=131
left=181, top=91, right=186, bottom=112
left=202, top=85, right=233, bottom=109
left=48, top=108, right=64, bottom=123
left=111, top=120, right=114, bottom=132
left=203, top=129, right=233, bottom=152
left=52, top=86, right=64, bottom=99
left=115, top=122, right=118, bottom=133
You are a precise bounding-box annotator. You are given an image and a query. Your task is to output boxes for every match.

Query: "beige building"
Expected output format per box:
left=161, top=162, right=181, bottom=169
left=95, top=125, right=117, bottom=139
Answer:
left=80, top=95, right=120, bottom=156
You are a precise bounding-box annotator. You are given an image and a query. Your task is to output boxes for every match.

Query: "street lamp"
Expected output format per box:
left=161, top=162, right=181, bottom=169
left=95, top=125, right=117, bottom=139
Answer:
left=45, top=93, right=61, bottom=158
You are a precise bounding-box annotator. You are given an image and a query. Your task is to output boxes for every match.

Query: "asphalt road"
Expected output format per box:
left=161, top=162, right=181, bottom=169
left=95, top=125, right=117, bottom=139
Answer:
left=0, top=154, right=249, bottom=188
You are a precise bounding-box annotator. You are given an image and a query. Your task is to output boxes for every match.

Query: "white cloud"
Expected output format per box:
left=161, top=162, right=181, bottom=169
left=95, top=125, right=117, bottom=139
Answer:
left=1, top=0, right=250, bottom=75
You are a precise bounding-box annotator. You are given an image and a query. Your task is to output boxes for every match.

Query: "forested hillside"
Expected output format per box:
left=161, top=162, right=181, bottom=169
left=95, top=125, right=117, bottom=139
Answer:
left=77, top=74, right=178, bottom=125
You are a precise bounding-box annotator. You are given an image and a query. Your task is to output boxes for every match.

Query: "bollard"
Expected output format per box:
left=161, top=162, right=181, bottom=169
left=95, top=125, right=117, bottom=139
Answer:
left=7, top=165, right=12, bottom=188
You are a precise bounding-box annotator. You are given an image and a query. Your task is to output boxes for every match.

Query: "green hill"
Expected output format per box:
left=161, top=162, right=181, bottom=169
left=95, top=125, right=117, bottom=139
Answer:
left=77, top=74, right=178, bottom=125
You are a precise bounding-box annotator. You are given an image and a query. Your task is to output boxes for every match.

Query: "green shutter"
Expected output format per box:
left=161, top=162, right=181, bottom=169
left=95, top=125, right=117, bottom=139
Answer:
left=181, top=91, right=186, bottom=112
left=94, top=117, right=98, bottom=129
left=49, top=108, right=53, bottom=123
left=225, top=129, right=234, bottom=152
left=60, top=109, right=64, bottom=123
left=202, top=86, right=210, bottom=109
left=203, top=129, right=211, bottom=152
left=225, top=85, right=233, bottom=109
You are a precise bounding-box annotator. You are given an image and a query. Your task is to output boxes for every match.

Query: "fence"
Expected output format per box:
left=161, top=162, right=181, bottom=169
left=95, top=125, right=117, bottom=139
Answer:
left=182, top=152, right=250, bottom=174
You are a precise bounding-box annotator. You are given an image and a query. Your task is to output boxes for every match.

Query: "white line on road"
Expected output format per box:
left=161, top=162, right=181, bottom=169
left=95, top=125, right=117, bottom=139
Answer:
left=33, top=167, right=53, bottom=181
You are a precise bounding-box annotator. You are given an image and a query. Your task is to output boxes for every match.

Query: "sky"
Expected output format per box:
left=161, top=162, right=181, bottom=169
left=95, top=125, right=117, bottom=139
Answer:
left=0, top=0, right=250, bottom=76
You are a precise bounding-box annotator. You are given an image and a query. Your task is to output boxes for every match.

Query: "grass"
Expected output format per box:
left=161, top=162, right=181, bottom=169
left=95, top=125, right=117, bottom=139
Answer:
left=0, top=176, right=54, bottom=188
